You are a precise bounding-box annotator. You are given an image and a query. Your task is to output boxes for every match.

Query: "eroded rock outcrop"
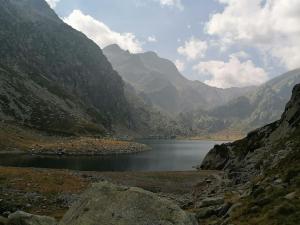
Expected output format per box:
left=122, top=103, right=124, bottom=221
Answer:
left=201, top=84, right=300, bottom=184
left=59, top=182, right=197, bottom=225
left=197, top=84, right=300, bottom=225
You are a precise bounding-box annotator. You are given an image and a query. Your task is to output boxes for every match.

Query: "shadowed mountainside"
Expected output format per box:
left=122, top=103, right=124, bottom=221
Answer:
left=0, top=0, right=130, bottom=135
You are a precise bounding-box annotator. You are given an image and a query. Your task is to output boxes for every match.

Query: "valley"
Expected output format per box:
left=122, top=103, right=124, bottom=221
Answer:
left=0, top=0, right=299, bottom=225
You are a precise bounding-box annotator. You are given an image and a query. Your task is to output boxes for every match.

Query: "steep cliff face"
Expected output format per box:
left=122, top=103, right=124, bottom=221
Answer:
left=0, top=0, right=129, bottom=134
left=201, top=84, right=300, bottom=183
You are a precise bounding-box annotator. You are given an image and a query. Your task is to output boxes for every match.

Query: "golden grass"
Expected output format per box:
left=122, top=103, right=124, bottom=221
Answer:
left=0, top=167, right=88, bottom=194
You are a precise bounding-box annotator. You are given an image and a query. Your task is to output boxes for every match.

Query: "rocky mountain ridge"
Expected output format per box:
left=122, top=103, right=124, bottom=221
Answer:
left=103, top=44, right=255, bottom=116
left=0, top=0, right=130, bottom=135
left=179, top=68, right=300, bottom=136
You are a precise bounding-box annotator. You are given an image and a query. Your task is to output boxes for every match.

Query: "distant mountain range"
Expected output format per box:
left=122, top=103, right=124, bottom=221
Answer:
left=103, top=44, right=255, bottom=116
left=1, top=0, right=299, bottom=140
left=178, top=69, right=300, bottom=136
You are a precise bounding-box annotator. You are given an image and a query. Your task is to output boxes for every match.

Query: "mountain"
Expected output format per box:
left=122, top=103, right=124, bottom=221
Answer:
left=179, top=69, right=300, bottom=136
left=103, top=44, right=255, bottom=115
left=0, top=0, right=130, bottom=135
left=199, top=83, right=300, bottom=224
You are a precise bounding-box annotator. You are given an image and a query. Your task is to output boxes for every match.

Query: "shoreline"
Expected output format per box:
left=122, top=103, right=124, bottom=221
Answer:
left=0, top=137, right=150, bottom=156
left=0, top=166, right=222, bottom=219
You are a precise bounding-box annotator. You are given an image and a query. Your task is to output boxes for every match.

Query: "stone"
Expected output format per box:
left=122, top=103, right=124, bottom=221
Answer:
left=59, top=182, right=197, bottom=225
left=217, top=202, right=233, bottom=217
left=254, top=197, right=271, bottom=206
left=274, top=179, right=283, bottom=184
left=195, top=206, right=216, bottom=219
left=8, top=211, right=57, bottom=225
left=226, top=202, right=243, bottom=217
left=249, top=206, right=260, bottom=213
left=196, top=197, right=224, bottom=208
left=284, top=192, right=296, bottom=200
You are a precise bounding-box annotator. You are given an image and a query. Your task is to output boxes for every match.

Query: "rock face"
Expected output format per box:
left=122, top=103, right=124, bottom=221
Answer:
left=59, top=182, right=197, bottom=225
left=0, top=0, right=129, bottom=135
left=7, top=211, right=57, bottom=225
left=201, top=83, right=300, bottom=183
left=196, top=84, right=300, bottom=225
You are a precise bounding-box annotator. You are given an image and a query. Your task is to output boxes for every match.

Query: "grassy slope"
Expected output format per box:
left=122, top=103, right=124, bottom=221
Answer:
left=230, top=133, right=300, bottom=225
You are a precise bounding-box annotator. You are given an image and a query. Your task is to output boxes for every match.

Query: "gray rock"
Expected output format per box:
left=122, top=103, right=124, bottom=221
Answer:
left=226, top=203, right=243, bottom=217
left=195, top=206, right=216, bottom=219
left=274, top=178, right=283, bottom=184
left=196, top=197, right=224, bottom=208
left=284, top=192, right=296, bottom=200
left=217, top=202, right=233, bottom=217
left=59, top=182, right=197, bottom=225
left=8, top=211, right=57, bottom=225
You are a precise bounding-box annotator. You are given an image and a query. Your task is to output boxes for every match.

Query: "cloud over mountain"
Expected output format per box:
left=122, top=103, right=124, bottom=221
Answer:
left=63, top=10, right=143, bottom=53
left=45, top=0, right=60, bottom=8
left=177, top=37, right=208, bottom=60
left=194, top=55, right=268, bottom=88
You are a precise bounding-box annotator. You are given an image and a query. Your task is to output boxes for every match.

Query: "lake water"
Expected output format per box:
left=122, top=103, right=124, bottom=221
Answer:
left=0, top=140, right=224, bottom=172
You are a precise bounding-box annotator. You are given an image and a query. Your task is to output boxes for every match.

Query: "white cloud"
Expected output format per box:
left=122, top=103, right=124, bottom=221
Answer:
left=63, top=10, right=143, bottom=53
left=229, top=51, right=250, bottom=60
left=147, top=36, right=157, bottom=42
left=45, top=0, right=60, bottom=8
left=156, top=0, right=184, bottom=10
left=177, top=37, right=208, bottom=60
left=193, top=55, right=268, bottom=88
left=206, top=0, right=300, bottom=70
left=175, top=59, right=185, bottom=72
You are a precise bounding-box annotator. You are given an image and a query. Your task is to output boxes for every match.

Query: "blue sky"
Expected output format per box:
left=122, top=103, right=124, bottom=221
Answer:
left=47, top=0, right=300, bottom=88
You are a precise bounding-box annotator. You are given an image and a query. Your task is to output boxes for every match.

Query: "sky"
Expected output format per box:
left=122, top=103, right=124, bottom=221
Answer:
left=46, top=0, right=300, bottom=88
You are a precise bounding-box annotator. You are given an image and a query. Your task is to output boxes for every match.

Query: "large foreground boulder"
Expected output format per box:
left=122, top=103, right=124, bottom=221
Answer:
left=59, top=182, right=197, bottom=225
left=7, top=211, right=57, bottom=225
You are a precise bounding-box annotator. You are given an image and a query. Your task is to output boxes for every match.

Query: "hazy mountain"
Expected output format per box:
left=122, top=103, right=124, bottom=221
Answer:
left=179, top=68, right=300, bottom=136
left=103, top=44, right=255, bottom=115
left=0, top=0, right=129, bottom=135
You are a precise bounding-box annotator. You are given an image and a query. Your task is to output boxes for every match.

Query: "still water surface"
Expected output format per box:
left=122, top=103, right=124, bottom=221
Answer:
left=0, top=140, right=224, bottom=171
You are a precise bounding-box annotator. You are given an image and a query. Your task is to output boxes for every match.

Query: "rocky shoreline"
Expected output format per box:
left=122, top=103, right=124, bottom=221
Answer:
left=1, top=137, right=150, bottom=156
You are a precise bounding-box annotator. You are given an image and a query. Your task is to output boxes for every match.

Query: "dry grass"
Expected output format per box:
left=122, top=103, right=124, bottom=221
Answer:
left=0, top=167, right=88, bottom=193
left=0, top=166, right=221, bottom=219
left=0, top=122, right=147, bottom=154
left=186, top=130, right=245, bottom=141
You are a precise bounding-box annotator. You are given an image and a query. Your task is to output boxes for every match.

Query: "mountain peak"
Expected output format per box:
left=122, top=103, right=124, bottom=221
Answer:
left=104, top=44, right=127, bottom=54
left=141, top=51, right=158, bottom=58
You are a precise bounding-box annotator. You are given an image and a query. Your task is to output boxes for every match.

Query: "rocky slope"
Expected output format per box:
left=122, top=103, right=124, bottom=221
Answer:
left=179, top=68, right=300, bottom=136
left=198, top=84, right=300, bottom=224
left=103, top=44, right=254, bottom=116
left=0, top=0, right=129, bottom=135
